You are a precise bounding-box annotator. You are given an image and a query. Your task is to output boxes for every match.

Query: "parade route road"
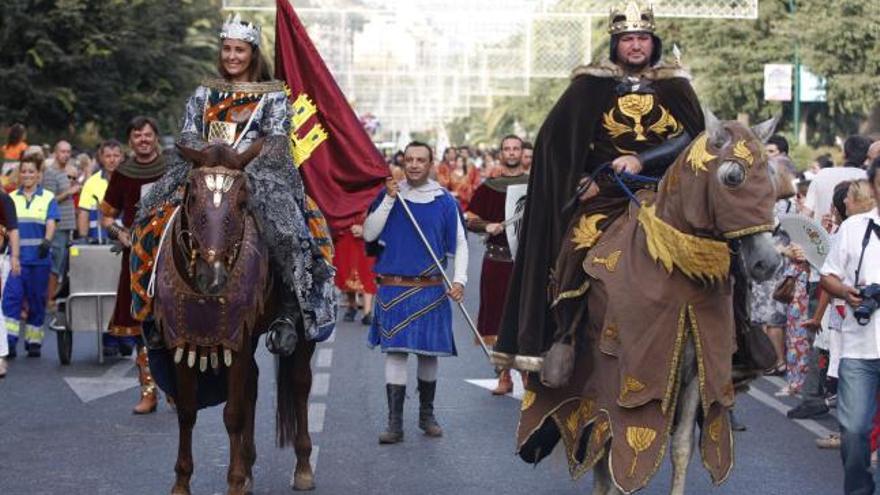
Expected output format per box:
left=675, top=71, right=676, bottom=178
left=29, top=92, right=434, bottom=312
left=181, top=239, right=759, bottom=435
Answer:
left=0, top=240, right=847, bottom=494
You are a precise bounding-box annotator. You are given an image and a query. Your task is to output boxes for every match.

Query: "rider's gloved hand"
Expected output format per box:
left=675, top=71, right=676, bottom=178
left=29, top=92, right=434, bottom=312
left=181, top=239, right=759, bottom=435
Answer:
left=37, top=239, right=51, bottom=259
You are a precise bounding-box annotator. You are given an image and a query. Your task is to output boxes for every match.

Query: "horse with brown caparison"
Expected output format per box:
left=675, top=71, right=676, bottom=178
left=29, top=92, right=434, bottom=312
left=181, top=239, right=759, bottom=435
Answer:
left=506, top=115, right=783, bottom=495
left=153, top=140, right=317, bottom=495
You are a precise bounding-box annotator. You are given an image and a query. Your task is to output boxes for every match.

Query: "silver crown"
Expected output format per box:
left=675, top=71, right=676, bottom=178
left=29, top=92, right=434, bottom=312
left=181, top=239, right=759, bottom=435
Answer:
left=220, top=13, right=261, bottom=47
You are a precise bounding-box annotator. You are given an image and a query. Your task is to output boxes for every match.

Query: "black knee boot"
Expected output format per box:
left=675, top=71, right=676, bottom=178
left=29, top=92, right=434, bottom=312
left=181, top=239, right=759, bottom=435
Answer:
left=379, top=384, right=405, bottom=444
left=418, top=379, right=443, bottom=437
left=265, top=284, right=301, bottom=356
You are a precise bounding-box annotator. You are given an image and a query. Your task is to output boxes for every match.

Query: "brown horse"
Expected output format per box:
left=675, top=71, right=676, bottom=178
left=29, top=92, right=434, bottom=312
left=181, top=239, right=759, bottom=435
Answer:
left=505, top=116, right=783, bottom=494
left=153, top=141, right=317, bottom=495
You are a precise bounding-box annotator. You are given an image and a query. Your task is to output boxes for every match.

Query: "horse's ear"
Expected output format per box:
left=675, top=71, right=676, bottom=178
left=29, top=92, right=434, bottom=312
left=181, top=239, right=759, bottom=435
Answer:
left=751, top=115, right=781, bottom=144
left=236, top=138, right=265, bottom=170
left=176, top=143, right=204, bottom=168
left=703, top=106, right=730, bottom=149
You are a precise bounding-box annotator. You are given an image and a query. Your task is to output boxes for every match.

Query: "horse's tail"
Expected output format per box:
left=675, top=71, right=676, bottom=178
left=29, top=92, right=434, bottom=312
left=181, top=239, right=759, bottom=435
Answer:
left=275, top=352, right=298, bottom=448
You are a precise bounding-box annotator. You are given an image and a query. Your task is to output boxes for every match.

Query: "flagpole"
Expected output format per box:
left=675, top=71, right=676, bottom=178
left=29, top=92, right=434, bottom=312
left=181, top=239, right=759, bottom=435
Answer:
left=396, top=191, right=491, bottom=361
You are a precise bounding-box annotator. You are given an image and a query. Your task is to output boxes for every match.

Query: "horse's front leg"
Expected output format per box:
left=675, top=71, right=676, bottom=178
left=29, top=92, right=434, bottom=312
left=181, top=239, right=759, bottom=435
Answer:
left=172, top=365, right=198, bottom=495
left=592, top=454, right=624, bottom=495
left=670, top=343, right=701, bottom=495
left=291, top=339, right=317, bottom=491
left=241, top=354, right=259, bottom=491
left=224, top=345, right=251, bottom=495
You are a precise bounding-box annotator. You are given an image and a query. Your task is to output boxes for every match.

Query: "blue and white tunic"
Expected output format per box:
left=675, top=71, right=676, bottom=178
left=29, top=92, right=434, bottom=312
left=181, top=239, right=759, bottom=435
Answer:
left=364, top=180, right=468, bottom=356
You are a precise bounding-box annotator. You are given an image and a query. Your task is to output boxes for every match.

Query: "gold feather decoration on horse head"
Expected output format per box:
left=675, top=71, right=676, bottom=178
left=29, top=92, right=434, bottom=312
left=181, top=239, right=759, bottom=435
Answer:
left=685, top=134, right=716, bottom=174
left=638, top=204, right=730, bottom=283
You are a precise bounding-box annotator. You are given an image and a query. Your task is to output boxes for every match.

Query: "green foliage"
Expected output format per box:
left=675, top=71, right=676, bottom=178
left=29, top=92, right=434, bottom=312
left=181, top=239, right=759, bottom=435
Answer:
left=0, top=0, right=222, bottom=144
left=792, top=0, right=880, bottom=120
left=664, top=0, right=791, bottom=123
left=453, top=0, right=878, bottom=148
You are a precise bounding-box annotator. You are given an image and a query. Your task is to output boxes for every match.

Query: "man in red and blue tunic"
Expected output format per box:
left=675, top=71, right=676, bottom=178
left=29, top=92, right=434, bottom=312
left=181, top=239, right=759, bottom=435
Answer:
left=363, top=141, right=468, bottom=444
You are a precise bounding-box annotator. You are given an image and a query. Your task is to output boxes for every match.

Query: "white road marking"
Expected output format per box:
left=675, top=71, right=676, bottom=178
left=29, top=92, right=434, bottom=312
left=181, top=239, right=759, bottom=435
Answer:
left=747, top=386, right=835, bottom=438
left=312, top=373, right=330, bottom=396
left=63, top=360, right=138, bottom=403
left=465, top=372, right=526, bottom=400
left=309, top=403, right=326, bottom=433
left=316, top=348, right=333, bottom=368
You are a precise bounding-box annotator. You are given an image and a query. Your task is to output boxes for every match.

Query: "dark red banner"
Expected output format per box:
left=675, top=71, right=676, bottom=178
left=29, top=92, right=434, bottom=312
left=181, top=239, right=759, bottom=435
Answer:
left=275, top=0, right=388, bottom=231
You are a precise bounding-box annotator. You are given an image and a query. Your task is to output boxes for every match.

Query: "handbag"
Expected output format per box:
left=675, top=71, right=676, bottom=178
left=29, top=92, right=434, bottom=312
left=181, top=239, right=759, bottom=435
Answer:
left=772, top=276, right=796, bottom=304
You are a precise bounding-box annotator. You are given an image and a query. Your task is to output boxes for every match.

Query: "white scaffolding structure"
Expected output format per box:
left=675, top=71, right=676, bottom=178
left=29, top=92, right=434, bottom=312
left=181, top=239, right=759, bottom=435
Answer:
left=223, top=0, right=757, bottom=134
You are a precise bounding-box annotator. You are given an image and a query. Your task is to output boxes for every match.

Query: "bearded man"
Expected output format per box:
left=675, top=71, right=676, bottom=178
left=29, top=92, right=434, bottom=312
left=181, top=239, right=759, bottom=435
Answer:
left=100, top=117, right=167, bottom=414
left=495, top=1, right=705, bottom=379
left=466, top=135, right=529, bottom=394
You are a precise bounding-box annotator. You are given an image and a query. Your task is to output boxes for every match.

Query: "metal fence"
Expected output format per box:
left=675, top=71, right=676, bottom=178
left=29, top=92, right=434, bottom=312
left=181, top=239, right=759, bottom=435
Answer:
left=223, top=0, right=757, bottom=132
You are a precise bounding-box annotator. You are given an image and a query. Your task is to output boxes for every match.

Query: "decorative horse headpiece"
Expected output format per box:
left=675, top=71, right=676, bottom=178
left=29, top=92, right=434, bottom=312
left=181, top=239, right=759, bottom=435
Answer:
left=221, top=13, right=261, bottom=47
left=176, top=140, right=263, bottom=289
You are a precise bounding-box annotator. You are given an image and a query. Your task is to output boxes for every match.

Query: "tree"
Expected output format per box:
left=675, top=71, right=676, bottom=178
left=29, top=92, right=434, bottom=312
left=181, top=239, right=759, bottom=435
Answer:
left=664, top=0, right=791, bottom=124
left=0, top=0, right=221, bottom=144
left=792, top=0, right=880, bottom=134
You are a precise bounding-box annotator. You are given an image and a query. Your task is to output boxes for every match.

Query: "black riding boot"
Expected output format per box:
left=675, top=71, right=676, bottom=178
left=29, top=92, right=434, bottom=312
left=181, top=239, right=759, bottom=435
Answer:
left=379, top=384, right=405, bottom=444
left=265, top=284, right=301, bottom=356
left=418, top=379, right=443, bottom=437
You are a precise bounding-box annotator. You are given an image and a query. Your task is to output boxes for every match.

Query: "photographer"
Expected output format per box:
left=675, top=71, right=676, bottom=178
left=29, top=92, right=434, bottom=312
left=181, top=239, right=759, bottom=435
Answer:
left=821, top=157, right=880, bottom=494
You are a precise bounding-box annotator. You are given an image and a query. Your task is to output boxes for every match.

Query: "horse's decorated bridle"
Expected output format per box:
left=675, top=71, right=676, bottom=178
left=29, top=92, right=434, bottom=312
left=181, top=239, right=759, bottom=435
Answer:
left=177, top=166, right=248, bottom=280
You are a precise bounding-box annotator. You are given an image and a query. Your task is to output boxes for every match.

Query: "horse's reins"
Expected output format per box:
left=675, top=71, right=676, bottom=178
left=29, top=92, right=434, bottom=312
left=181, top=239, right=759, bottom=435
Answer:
left=564, top=162, right=660, bottom=213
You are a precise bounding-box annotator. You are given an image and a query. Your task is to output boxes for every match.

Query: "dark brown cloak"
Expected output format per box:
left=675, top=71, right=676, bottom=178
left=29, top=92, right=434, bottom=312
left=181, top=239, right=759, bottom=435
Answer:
left=496, top=61, right=705, bottom=359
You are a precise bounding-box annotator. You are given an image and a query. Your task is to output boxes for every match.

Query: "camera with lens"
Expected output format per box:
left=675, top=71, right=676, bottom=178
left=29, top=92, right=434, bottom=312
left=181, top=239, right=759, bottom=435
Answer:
left=854, top=284, right=880, bottom=326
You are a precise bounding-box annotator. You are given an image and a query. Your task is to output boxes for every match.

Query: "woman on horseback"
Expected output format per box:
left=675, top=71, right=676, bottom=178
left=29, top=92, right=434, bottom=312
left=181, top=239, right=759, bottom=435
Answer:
left=136, top=15, right=336, bottom=355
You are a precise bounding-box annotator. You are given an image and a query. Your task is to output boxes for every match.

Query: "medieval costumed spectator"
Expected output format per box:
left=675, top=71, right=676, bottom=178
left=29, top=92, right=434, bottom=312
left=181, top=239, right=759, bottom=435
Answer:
left=437, top=155, right=480, bottom=211
left=135, top=16, right=336, bottom=366
left=41, top=140, right=79, bottom=310
left=435, top=147, right=457, bottom=179
left=76, top=140, right=131, bottom=357
left=3, top=147, right=57, bottom=358
left=0, top=186, right=20, bottom=377
left=100, top=117, right=167, bottom=414
left=819, top=158, right=880, bottom=494
left=333, top=216, right=377, bottom=325
left=364, top=141, right=468, bottom=444
left=466, top=135, right=528, bottom=395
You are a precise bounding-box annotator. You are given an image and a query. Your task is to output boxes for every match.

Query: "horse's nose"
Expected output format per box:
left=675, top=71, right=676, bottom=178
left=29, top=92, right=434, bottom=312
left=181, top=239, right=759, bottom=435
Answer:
left=749, top=252, right=782, bottom=282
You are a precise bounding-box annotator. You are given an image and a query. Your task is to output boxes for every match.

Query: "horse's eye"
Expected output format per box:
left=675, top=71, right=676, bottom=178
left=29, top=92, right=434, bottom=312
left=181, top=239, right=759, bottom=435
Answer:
left=717, top=160, right=746, bottom=189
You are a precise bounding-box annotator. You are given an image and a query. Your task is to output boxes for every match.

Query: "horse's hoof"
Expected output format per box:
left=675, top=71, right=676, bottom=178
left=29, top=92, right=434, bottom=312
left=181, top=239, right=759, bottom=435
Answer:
left=291, top=472, right=315, bottom=491
left=170, top=485, right=191, bottom=495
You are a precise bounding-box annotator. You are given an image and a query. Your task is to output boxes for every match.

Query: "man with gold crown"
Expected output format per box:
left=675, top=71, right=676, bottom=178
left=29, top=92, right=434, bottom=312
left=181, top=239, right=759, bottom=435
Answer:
left=133, top=13, right=336, bottom=379
left=493, top=0, right=710, bottom=487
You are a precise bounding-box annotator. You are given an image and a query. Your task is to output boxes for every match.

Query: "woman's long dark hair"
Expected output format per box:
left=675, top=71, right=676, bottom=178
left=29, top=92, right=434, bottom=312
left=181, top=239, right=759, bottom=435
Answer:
left=217, top=39, right=272, bottom=82
left=6, top=124, right=26, bottom=146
